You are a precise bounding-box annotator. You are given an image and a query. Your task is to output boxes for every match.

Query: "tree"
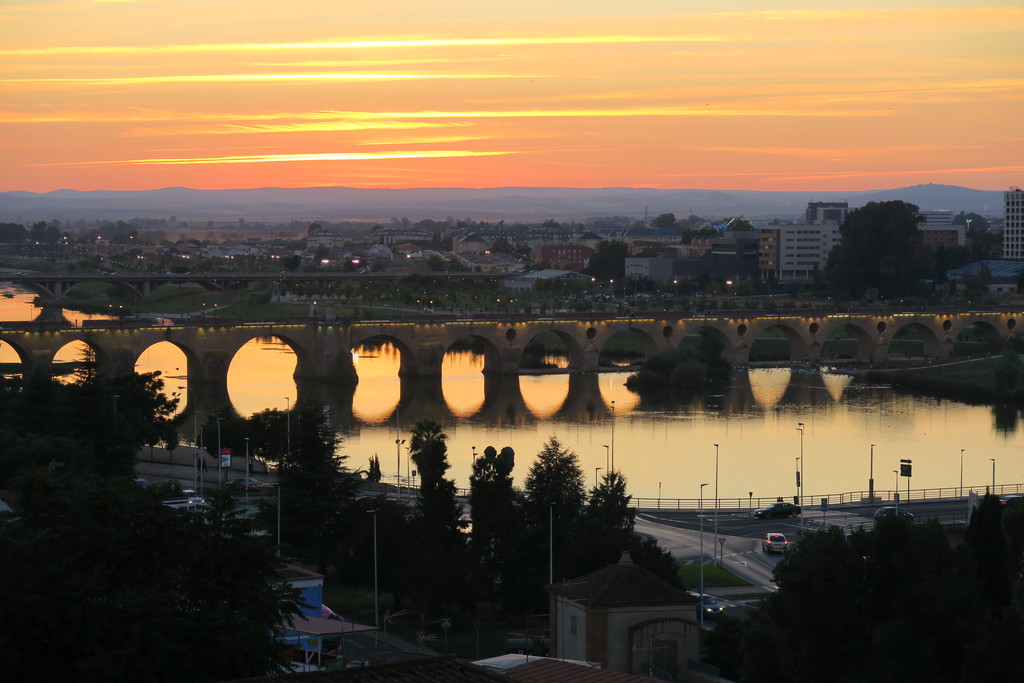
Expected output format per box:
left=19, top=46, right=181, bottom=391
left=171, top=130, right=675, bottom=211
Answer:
left=469, top=445, right=519, bottom=602
left=584, top=240, right=628, bottom=281
left=825, top=200, right=929, bottom=299
left=366, top=453, right=382, bottom=482
left=0, top=472, right=300, bottom=682
left=709, top=519, right=1024, bottom=682
left=0, top=368, right=179, bottom=485
left=566, top=469, right=635, bottom=576
left=651, top=213, right=677, bottom=230
left=274, top=401, right=359, bottom=574
left=408, top=419, right=470, bottom=611
left=522, top=436, right=586, bottom=584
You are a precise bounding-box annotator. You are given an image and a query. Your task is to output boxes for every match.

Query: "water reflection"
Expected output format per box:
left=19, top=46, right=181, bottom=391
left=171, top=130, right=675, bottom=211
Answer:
left=0, top=287, right=1020, bottom=500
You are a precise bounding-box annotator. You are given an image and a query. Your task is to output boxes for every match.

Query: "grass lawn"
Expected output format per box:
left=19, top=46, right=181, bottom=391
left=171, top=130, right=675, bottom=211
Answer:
left=678, top=563, right=752, bottom=589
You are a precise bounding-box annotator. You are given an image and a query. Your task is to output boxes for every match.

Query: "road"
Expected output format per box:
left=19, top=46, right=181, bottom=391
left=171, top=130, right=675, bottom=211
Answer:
left=635, top=496, right=979, bottom=611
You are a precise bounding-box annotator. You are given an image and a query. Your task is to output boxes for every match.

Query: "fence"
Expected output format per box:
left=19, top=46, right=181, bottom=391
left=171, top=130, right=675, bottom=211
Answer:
left=630, top=482, right=1024, bottom=511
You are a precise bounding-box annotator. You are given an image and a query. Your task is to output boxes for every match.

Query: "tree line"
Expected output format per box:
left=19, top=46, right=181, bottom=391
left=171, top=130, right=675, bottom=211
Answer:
left=0, top=366, right=680, bottom=680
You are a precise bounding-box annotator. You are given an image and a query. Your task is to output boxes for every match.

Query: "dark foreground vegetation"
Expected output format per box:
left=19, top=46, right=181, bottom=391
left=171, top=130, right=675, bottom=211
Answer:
left=0, top=363, right=680, bottom=680
left=706, top=503, right=1024, bottom=682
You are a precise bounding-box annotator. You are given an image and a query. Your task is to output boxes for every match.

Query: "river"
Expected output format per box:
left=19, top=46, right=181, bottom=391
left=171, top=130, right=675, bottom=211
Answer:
left=1, top=284, right=1021, bottom=503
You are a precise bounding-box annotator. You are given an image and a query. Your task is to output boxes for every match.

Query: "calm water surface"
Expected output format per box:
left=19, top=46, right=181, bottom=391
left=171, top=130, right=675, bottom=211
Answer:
left=0, top=284, right=1020, bottom=501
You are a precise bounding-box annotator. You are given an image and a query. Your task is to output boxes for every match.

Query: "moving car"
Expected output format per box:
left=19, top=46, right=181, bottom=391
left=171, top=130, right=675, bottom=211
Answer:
left=227, top=477, right=265, bottom=490
left=754, top=502, right=801, bottom=519
left=873, top=506, right=914, bottom=521
left=999, top=495, right=1024, bottom=509
left=695, top=593, right=724, bottom=618
left=762, top=532, right=789, bottom=553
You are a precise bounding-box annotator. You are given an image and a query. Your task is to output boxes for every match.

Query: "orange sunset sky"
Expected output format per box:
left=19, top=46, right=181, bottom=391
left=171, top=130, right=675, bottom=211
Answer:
left=2, top=1, right=1023, bottom=193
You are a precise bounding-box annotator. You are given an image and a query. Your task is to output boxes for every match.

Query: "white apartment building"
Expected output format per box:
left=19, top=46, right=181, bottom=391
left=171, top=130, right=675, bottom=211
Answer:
left=759, top=224, right=842, bottom=283
left=1005, top=188, right=1024, bottom=260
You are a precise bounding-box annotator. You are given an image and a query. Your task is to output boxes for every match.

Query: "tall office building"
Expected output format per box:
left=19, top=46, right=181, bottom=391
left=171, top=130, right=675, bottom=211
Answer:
left=1006, top=188, right=1024, bottom=260
left=805, top=201, right=848, bottom=225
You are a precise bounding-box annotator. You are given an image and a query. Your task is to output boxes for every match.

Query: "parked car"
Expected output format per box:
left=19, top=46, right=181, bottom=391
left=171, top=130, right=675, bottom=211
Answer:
left=754, top=502, right=801, bottom=519
left=227, top=477, right=264, bottom=490
left=693, top=593, right=724, bottom=618
left=762, top=532, right=789, bottom=553
left=999, top=495, right=1024, bottom=509
left=873, top=506, right=914, bottom=521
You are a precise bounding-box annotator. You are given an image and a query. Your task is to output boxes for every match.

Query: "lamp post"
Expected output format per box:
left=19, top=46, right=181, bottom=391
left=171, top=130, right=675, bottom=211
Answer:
left=179, top=385, right=199, bottom=491
left=713, top=443, right=720, bottom=566
left=603, top=444, right=610, bottom=472
left=610, top=400, right=616, bottom=473
left=369, top=510, right=378, bottom=627
left=549, top=502, right=555, bottom=586
left=893, top=470, right=899, bottom=514
left=216, top=413, right=223, bottom=489
left=991, top=458, right=996, bottom=492
left=275, top=483, right=281, bottom=558
left=796, top=423, right=805, bottom=527
left=595, top=467, right=603, bottom=488
left=395, top=404, right=403, bottom=499
left=244, top=437, right=250, bottom=506
left=284, top=396, right=290, bottom=458
left=869, top=443, right=875, bottom=503
left=960, top=449, right=965, bottom=497
left=795, top=456, right=800, bottom=504
left=699, top=482, right=709, bottom=630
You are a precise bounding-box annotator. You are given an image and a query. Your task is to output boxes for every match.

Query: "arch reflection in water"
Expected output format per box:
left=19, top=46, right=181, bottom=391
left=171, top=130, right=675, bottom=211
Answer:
left=98, top=330, right=1023, bottom=501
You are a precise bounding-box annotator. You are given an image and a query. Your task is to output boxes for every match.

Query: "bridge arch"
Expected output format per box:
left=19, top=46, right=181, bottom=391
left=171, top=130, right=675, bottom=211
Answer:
left=679, top=322, right=739, bottom=364
left=518, top=326, right=587, bottom=372
left=597, top=322, right=662, bottom=369
left=819, top=319, right=876, bottom=363
left=886, top=319, right=950, bottom=361
left=746, top=319, right=810, bottom=363
left=349, top=330, right=423, bottom=378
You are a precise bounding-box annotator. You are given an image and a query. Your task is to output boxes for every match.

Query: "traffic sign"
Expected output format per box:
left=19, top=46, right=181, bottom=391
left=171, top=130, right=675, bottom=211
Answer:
left=441, top=618, right=452, bottom=630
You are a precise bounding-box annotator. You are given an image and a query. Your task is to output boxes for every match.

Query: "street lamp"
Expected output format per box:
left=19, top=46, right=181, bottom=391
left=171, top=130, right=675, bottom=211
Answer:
left=603, top=444, right=610, bottom=472
left=869, top=444, right=875, bottom=503
left=216, top=413, right=224, bottom=490
left=991, top=458, right=996, bottom=492
left=549, top=502, right=555, bottom=585
left=610, top=401, right=616, bottom=473
left=369, top=510, right=378, bottom=627
left=395, top=404, right=403, bottom=498
left=284, top=396, right=290, bottom=458
left=244, top=437, right=250, bottom=505
left=699, top=482, right=709, bottom=630
left=179, top=385, right=199, bottom=491
left=960, top=449, right=965, bottom=497
left=713, top=443, right=720, bottom=566
left=893, top=470, right=900, bottom=514
left=595, top=467, right=603, bottom=488
left=796, top=423, right=805, bottom=527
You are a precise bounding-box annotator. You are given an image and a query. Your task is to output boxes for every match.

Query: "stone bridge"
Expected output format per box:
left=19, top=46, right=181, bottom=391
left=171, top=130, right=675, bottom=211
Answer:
left=0, top=310, right=1020, bottom=398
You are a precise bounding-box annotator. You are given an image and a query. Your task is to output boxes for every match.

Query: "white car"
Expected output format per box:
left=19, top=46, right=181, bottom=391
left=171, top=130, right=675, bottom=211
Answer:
left=761, top=532, right=789, bottom=553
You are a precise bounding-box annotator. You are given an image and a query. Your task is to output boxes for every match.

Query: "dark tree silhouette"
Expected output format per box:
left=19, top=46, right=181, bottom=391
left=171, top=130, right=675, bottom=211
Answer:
left=0, top=472, right=300, bottom=682
left=825, top=200, right=929, bottom=299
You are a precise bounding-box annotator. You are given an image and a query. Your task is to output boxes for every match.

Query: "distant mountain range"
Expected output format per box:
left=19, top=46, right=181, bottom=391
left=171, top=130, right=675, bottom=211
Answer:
left=0, top=184, right=1006, bottom=224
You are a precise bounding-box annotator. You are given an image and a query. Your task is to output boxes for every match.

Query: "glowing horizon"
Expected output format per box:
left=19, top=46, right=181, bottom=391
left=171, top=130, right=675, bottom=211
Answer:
left=3, top=2, right=1022, bottom=193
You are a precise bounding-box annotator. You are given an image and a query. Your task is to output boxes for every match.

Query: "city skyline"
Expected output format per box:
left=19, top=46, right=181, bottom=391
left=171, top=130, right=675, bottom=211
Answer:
left=3, top=1, right=1023, bottom=193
